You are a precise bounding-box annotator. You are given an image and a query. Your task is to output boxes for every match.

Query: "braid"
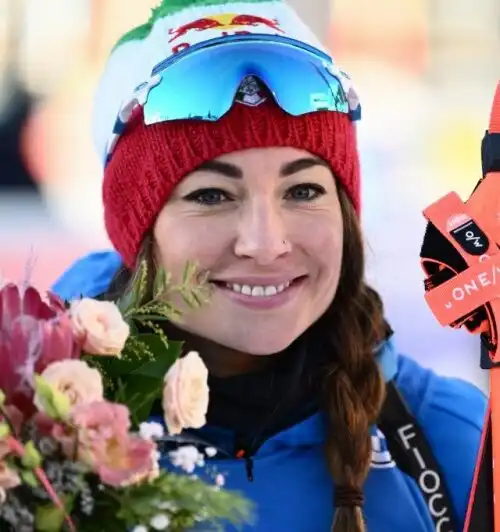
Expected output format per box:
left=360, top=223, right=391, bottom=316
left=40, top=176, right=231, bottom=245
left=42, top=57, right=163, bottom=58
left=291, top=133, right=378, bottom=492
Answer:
left=319, top=190, right=386, bottom=532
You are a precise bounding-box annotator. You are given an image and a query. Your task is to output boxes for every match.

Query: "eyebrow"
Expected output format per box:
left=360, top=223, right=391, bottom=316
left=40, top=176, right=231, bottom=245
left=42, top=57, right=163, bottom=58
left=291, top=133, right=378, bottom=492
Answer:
left=195, top=156, right=329, bottom=179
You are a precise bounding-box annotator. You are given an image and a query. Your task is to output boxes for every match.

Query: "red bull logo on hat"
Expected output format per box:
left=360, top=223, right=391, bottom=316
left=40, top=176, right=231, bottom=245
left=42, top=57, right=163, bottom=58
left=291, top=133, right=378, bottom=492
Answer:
left=167, top=12, right=284, bottom=52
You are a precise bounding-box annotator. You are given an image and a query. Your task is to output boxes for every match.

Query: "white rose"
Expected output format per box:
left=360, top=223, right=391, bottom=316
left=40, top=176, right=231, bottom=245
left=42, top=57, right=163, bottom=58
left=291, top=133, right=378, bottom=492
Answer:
left=162, top=352, right=209, bottom=436
left=34, top=359, right=103, bottom=413
left=70, top=298, right=129, bottom=356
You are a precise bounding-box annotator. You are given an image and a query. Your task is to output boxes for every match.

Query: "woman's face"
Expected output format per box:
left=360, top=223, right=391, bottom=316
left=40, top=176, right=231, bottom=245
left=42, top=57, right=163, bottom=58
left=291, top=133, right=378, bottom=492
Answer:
left=153, top=147, right=344, bottom=355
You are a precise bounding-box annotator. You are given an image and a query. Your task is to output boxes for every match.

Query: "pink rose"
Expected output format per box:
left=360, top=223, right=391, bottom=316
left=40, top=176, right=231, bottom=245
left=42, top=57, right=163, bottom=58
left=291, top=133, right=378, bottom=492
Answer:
left=70, top=299, right=130, bottom=356
left=72, top=401, right=131, bottom=443
left=71, top=401, right=157, bottom=487
left=34, top=359, right=104, bottom=414
left=162, top=351, right=209, bottom=436
left=95, top=436, right=158, bottom=488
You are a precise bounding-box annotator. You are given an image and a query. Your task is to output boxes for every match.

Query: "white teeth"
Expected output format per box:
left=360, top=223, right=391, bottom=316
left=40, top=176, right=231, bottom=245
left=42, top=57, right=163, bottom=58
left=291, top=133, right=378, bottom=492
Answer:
left=241, top=285, right=252, bottom=295
left=225, top=281, right=292, bottom=297
left=252, top=286, right=265, bottom=297
left=264, top=286, right=277, bottom=296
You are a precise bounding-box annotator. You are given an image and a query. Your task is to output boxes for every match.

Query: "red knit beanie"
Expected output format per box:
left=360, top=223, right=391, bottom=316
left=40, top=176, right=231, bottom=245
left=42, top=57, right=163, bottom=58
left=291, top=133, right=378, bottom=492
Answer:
left=103, top=98, right=360, bottom=268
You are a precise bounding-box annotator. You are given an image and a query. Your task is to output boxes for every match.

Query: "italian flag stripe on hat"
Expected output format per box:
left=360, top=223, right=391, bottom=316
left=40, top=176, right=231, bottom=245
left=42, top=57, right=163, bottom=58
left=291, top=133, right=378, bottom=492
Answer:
left=91, top=0, right=328, bottom=163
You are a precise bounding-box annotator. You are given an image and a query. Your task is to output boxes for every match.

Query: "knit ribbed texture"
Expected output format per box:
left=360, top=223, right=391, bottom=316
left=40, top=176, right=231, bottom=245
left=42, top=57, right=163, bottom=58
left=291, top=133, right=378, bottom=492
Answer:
left=103, top=100, right=359, bottom=267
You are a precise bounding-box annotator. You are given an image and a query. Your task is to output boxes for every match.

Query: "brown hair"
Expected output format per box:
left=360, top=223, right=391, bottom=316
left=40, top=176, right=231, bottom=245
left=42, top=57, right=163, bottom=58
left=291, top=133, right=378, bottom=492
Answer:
left=317, top=189, right=386, bottom=531
left=104, top=188, right=386, bottom=532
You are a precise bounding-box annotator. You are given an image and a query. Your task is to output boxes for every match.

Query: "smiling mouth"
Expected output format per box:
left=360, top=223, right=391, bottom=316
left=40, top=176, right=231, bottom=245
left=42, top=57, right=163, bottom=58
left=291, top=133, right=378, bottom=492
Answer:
left=211, top=276, right=307, bottom=297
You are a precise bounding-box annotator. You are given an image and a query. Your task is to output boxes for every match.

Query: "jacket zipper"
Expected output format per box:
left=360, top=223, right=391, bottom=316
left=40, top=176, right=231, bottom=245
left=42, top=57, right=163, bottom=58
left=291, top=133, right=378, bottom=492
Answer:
left=235, top=448, right=255, bottom=482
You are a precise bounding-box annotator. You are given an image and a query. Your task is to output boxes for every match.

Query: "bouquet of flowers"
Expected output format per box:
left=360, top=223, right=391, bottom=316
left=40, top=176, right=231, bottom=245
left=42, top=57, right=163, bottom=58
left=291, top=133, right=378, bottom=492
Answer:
left=0, top=263, right=251, bottom=531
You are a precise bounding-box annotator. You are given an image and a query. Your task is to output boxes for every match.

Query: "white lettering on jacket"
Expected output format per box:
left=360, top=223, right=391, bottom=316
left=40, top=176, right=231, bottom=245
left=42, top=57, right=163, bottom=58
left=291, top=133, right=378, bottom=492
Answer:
left=397, top=424, right=452, bottom=532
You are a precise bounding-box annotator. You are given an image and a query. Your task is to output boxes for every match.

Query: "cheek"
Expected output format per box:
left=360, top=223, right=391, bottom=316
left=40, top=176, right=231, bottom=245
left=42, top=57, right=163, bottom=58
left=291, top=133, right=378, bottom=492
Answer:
left=292, top=213, right=343, bottom=281
left=293, top=211, right=343, bottom=253
left=315, top=231, right=343, bottom=288
left=154, top=215, right=232, bottom=278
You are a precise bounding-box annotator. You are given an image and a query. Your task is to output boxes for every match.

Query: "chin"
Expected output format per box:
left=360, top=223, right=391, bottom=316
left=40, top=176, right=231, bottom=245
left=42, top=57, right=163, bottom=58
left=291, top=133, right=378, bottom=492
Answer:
left=221, top=334, right=299, bottom=356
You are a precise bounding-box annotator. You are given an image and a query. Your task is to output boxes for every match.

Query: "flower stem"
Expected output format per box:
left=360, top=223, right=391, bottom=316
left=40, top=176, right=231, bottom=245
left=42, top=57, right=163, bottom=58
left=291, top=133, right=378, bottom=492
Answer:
left=7, top=436, right=77, bottom=532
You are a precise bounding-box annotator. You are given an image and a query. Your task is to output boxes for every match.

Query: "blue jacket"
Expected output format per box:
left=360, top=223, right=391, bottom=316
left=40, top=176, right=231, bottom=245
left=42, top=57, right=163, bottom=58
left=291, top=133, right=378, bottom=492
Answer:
left=53, top=251, right=487, bottom=532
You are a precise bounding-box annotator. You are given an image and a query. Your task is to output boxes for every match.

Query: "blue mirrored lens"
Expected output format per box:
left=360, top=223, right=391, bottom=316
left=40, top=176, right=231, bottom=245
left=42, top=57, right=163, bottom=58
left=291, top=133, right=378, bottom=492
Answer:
left=143, top=35, right=351, bottom=124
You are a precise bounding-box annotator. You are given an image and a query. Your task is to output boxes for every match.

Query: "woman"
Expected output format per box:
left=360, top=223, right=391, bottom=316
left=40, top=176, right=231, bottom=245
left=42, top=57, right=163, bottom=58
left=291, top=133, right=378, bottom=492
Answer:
left=52, top=0, right=486, bottom=530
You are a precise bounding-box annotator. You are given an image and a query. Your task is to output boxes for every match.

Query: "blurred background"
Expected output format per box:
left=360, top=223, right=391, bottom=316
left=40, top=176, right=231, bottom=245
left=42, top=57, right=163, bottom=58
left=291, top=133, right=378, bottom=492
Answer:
left=0, top=0, right=497, bottom=391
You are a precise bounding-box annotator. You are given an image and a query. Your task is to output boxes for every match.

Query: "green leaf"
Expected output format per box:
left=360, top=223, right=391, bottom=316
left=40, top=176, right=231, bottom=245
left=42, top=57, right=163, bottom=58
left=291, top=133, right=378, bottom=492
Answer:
left=85, top=355, right=146, bottom=377
left=35, top=495, right=74, bottom=532
left=179, top=291, right=199, bottom=309
left=182, top=261, right=198, bottom=285
left=98, top=338, right=180, bottom=414
left=116, top=260, right=149, bottom=315
left=33, top=376, right=57, bottom=417
left=113, top=378, right=128, bottom=404
left=130, top=343, right=180, bottom=379
left=22, top=441, right=42, bottom=468
left=119, top=376, right=164, bottom=425
left=34, top=376, right=71, bottom=420
left=134, top=260, right=149, bottom=306
left=20, top=469, right=39, bottom=487
left=128, top=319, right=139, bottom=335
left=135, top=334, right=180, bottom=360
left=85, top=337, right=181, bottom=411
left=132, top=314, right=172, bottom=322
left=181, top=263, right=191, bottom=285
left=153, top=268, right=168, bottom=299
left=0, top=422, right=10, bottom=439
left=114, top=472, right=254, bottom=531
left=116, top=289, right=137, bottom=316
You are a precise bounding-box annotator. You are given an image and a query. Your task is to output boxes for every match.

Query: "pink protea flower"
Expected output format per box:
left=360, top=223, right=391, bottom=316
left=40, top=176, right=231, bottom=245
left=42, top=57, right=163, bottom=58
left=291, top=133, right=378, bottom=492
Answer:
left=72, top=401, right=158, bottom=487
left=0, top=283, right=80, bottom=413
